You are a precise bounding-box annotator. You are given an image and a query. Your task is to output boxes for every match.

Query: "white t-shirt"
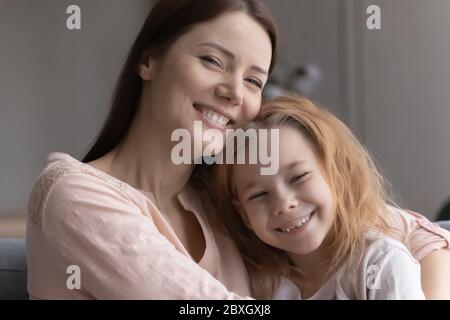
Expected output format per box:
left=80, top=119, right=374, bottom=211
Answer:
left=273, top=231, right=425, bottom=300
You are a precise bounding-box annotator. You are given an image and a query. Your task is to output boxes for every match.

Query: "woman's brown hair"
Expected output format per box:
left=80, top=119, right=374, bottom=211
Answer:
left=82, top=0, right=278, bottom=163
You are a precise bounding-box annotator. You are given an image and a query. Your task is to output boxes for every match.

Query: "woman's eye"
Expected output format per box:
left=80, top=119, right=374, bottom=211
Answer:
left=290, top=172, right=308, bottom=184
left=246, top=78, right=263, bottom=89
left=200, top=56, right=222, bottom=68
left=248, top=191, right=267, bottom=201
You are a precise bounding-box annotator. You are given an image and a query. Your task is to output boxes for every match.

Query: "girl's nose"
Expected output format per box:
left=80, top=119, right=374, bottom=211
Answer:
left=272, top=191, right=299, bottom=216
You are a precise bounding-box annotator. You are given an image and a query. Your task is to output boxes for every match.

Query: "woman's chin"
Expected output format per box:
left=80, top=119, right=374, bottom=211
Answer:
left=200, top=139, right=225, bottom=157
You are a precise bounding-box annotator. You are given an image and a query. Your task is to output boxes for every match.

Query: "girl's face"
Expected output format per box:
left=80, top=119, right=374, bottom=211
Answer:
left=232, top=126, right=335, bottom=256
left=139, top=11, right=272, bottom=156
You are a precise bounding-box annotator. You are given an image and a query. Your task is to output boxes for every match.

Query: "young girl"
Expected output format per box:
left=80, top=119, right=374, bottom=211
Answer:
left=212, top=95, right=425, bottom=299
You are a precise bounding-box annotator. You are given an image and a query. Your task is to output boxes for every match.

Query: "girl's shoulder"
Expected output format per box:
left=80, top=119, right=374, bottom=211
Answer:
left=335, top=230, right=424, bottom=299
left=362, top=230, right=418, bottom=264
left=28, top=152, right=129, bottom=227
left=343, top=230, right=420, bottom=277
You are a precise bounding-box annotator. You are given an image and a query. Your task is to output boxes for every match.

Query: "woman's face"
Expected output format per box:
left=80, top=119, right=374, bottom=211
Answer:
left=232, top=126, right=335, bottom=257
left=140, top=11, right=272, bottom=157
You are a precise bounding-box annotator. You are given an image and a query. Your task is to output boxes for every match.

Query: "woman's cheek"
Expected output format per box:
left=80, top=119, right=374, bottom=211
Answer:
left=181, top=61, right=212, bottom=89
left=243, top=96, right=262, bottom=122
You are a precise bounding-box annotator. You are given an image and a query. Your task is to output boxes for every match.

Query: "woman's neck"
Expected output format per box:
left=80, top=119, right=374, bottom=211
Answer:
left=102, top=106, right=194, bottom=203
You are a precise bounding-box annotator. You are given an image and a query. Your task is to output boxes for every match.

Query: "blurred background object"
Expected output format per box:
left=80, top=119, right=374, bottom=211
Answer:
left=1, top=0, right=450, bottom=238
left=0, top=215, right=26, bottom=239
left=263, top=63, right=322, bottom=100
left=437, top=199, right=450, bottom=221
left=288, top=63, right=323, bottom=96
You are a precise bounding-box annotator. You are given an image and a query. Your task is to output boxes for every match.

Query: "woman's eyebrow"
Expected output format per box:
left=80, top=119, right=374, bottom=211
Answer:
left=197, top=42, right=268, bottom=75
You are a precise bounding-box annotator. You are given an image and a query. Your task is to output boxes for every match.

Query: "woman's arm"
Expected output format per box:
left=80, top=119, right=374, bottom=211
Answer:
left=386, top=206, right=450, bottom=299
left=420, top=249, right=450, bottom=299
left=37, top=173, right=250, bottom=299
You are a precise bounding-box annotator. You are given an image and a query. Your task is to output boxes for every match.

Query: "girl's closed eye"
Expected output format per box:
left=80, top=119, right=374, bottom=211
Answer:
left=289, top=172, right=309, bottom=184
left=248, top=191, right=268, bottom=201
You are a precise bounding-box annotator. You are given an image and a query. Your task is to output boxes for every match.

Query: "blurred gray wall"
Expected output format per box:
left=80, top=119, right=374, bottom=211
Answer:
left=0, top=0, right=153, bottom=216
left=361, top=0, right=450, bottom=219
left=1, top=0, right=450, bottom=220
left=264, top=0, right=342, bottom=118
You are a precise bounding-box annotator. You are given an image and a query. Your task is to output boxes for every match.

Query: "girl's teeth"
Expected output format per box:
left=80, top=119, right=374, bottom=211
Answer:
left=280, top=213, right=312, bottom=233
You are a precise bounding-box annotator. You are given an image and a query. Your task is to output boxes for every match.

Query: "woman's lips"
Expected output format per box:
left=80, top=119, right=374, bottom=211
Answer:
left=193, top=103, right=233, bottom=128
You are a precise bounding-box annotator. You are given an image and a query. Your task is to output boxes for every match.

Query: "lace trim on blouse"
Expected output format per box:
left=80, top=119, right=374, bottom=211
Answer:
left=28, top=152, right=126, bottom=227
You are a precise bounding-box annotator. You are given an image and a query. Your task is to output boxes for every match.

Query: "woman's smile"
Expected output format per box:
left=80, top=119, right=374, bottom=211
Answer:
left=193, top=103, right=235, bottom=130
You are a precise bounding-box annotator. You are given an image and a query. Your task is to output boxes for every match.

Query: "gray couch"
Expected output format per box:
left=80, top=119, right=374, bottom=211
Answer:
left=1, top=221, right=450, bottom=300
left=0, top=239, right=27, bottom=300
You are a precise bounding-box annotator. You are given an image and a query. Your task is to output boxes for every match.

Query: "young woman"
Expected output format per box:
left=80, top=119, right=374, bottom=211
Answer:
left=26, top=0, right=277, bottom=299
left=27, top=0, right=450, bottom=299
left=212, top=95, right=428, bottom=299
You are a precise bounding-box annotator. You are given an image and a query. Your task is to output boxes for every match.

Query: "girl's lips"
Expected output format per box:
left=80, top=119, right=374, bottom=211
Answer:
left=275, top=210, right=315, bottom=233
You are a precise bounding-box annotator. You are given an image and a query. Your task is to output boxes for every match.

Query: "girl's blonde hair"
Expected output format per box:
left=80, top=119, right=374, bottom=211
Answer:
left=211, top=94, right=394, bottom=299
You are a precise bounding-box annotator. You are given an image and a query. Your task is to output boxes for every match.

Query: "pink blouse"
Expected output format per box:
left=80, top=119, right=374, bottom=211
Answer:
left=26, top=152, right=251, bottom=299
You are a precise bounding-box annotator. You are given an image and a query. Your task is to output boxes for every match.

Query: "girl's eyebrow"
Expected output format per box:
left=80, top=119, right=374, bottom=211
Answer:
left=197, top=42, right=268, bottom=76
left=282, top=160, right=306, bottom=171
left=242, top=181, right=258, bottom=194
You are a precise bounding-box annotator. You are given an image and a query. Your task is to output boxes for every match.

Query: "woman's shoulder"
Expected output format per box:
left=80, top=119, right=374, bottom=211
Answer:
left=28, top=152, right=130, bottom=227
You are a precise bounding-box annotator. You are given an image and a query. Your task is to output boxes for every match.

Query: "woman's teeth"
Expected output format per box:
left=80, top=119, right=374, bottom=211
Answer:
left=278, top=212, right=313, bottom=233
left=200, top=108, right=230, bottom=126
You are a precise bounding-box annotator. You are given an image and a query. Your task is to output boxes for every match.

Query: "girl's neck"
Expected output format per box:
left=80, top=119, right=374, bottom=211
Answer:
left=288, top=249, right=331, bottom=299
left=287, top=232, right=338, bottom=295
left=288, top=248, right=329, bottom=282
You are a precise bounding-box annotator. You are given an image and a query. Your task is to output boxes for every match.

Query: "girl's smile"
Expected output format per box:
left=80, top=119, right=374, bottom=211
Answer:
left=274, top=210, right=316, bottom=233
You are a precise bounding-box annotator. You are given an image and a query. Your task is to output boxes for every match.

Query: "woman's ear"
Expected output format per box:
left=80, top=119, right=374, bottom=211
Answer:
left=138, top=53, right=156, bottom=81
left=232, top=199, right=252, bottom=230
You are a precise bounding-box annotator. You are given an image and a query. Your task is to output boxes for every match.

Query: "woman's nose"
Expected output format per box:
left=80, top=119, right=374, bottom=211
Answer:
left=215, top=75, right=244, bottom=106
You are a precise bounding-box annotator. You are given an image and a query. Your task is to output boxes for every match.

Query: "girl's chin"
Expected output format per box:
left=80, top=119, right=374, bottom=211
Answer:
left=285, top=243, right=324, bottom=258
left=282, top=234, right=327, bottom=257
